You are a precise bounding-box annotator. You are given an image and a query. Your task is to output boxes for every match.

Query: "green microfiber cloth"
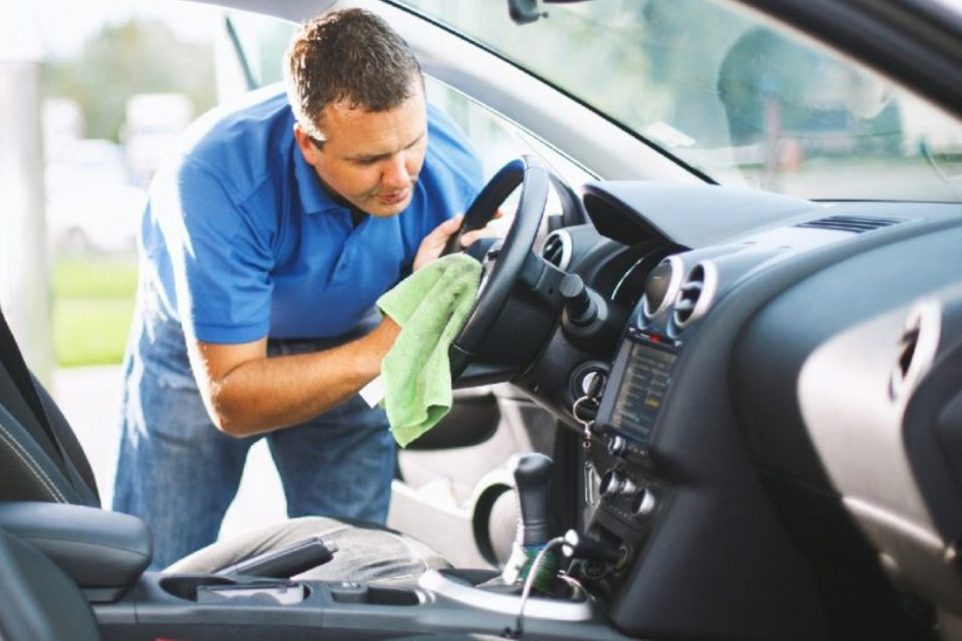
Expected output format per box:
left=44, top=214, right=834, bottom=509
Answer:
left=376, top=253, right=482, bottom=447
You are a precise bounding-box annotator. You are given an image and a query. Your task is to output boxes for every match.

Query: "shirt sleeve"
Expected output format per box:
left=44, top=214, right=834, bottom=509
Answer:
left=152, top=158, right=275, bottom=344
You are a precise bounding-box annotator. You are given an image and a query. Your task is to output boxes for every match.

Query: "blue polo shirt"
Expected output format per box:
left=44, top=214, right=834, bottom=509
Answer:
left=140, top=87, right=483, bottom=344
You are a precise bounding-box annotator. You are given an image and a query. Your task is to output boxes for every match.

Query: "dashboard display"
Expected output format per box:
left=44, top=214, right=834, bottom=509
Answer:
left=597, top=340, right=677, bottom=445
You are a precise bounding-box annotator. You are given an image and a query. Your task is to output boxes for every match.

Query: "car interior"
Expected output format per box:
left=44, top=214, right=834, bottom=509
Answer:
left=3, top=0, right=962, bottom=640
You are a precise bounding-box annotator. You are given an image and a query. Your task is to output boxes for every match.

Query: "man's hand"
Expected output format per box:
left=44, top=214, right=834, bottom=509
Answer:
left=413, top=211, right=508, bottom=272
left=413, top=214, right=463, bottom=272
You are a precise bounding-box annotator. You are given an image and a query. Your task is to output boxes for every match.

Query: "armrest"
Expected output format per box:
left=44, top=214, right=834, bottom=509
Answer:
left=0, top=502, right=151, bottom=599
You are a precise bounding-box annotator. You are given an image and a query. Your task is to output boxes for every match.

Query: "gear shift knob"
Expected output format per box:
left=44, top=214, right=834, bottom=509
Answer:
left=512, top=453, right=553, bottom=546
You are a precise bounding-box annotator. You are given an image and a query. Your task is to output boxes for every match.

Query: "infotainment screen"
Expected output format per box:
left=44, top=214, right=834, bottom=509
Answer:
left=597, top=339, right=677, bottom=445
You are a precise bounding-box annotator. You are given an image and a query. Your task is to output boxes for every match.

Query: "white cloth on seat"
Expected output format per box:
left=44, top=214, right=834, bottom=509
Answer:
left=164, top=516, right=449, bottom=583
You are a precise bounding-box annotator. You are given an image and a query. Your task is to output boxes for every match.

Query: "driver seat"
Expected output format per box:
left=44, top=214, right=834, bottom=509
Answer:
left=0, top=530, right=501, bottom=641
left=0, top=529, right=102, bottom=641
left=0, top=304, right=448, bottom=584
left=0, top=526, right=493, bottom=641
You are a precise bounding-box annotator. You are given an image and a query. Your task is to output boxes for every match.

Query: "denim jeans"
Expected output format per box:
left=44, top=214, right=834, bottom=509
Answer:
left=113, top=309, right=394, bottom=571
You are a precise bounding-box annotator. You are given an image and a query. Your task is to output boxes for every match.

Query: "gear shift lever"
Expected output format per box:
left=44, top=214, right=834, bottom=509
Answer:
left=513, top=453, right=553, bottom=546
left=498, top=453, right=559, bottom=593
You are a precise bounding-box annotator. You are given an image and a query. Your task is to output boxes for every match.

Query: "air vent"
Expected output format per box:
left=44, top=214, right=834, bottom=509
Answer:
left=894, top=327, right=920, bottom=385
left=672, top=261, right=717, bottom=331
left=890, top=300, right=941, bottom=399
left=641, top=256, right=683, bottom=321
left=796, top=215, right=907, bottom=233
left=542, top=230, right=572, bottom=270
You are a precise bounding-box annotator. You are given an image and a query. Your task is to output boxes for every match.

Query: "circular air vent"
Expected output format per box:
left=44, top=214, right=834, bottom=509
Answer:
left=671, top=261, right=718, bottom=331
left=541, top=230, right=572, bottom=270
left=890, top=299, right=941, bottom=399
left=641, top=256, right=684, bottom=322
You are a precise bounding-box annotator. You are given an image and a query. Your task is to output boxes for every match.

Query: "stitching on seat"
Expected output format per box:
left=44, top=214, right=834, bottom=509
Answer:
left=0, top=421, right=68, bottom=503
left=0, top=425, right=68, bottom=503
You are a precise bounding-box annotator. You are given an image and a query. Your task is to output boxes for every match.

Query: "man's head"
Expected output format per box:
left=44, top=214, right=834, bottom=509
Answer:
left=285, top=9, right=428, bottom=217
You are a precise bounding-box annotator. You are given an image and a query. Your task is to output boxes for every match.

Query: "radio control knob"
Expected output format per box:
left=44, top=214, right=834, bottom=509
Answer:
left=631, top=488, right=657, bottom=517
left=607, top=435, right=627, bottom=457
left=600, top=469, right=636, bottom=498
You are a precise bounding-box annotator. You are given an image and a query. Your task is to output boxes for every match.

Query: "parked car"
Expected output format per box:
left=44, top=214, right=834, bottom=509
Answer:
left=45, top=138, right=144, bottom=254
left=122, top=93, right=193, bottom=185
left=3, top=0, right=962, bottom=640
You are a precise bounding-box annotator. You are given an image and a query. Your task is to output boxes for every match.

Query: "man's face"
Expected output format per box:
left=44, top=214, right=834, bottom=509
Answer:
left=294, top=83, right=428, bottom=217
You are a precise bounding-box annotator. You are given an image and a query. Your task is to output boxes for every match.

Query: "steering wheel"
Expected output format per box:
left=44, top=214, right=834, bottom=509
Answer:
left=444, top=155, right=551, bottom=381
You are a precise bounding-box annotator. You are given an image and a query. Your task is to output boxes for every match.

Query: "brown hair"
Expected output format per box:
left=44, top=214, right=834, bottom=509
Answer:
left=284, top=8, right=422, bottom=142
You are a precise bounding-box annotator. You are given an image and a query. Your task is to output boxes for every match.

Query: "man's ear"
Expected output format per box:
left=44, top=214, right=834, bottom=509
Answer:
left=293, top=123, right=320, bottom=166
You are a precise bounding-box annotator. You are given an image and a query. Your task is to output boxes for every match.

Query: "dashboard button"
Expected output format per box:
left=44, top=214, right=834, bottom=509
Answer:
left=632, top=489, right=657, bottom=517
left=608, top=435, right=626, bottom=456
left=600, top=469, right=637, bottom=498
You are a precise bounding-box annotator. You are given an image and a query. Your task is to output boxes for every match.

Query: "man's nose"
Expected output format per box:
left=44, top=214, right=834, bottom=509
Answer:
left=381, top=154, right=409, bottom=190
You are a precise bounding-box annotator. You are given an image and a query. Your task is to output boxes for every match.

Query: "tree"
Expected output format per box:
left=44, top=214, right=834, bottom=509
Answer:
left=44, top=18, right=216, bottom=142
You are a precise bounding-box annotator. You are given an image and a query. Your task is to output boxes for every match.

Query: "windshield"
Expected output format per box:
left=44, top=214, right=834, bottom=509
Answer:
left=400, top=0, right=962, bottom=202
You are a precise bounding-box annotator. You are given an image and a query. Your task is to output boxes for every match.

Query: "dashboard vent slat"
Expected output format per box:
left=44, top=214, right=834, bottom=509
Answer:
left=889, top=301, right=941, bottom=399
left=796, top=215, right=907, bottom=234
left=541, top=230, right=572, bottom=270
left=672, top=263, right=715, bottom=330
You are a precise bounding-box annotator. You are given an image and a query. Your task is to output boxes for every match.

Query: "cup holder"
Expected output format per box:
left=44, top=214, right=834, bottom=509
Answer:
left=367, top=587, right=420, bottom=606
left=161, top=575, right=236, bottom=601
left=330, top=584, right=421, bottom=606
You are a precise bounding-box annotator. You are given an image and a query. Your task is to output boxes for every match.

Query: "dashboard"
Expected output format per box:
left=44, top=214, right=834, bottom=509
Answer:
left=520, top=181, right=962, bottom=640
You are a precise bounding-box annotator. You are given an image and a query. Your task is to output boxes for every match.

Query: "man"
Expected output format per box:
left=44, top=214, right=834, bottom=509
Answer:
left=113, top=8, right=485, bottom=570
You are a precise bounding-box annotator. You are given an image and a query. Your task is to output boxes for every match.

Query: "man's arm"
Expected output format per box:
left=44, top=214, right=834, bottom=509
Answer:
left=189, top=213, right=486, bottom=437
left=189, top=317, right=399, bottom=437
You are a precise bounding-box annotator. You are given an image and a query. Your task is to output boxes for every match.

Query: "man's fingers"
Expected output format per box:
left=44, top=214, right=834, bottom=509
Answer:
left=429, top=213, right=463, bottom=248
left=461, top=229, right=484, bottom=247
left=460, top=213, right=513, bottom=247
left=436, top=213, right=464, bottom=238
left=412, top=213, right=465, bottom=272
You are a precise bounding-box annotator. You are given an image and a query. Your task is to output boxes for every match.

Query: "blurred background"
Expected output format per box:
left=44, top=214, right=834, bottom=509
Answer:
left=0, top=0, right=296, bottom=531
left=30, top=1, right=295, bottom=366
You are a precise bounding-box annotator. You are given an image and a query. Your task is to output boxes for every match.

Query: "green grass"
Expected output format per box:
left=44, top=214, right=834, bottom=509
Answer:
left=54, top=258, right=139, bottom=299
left=53, top=256, right=138, bottom=367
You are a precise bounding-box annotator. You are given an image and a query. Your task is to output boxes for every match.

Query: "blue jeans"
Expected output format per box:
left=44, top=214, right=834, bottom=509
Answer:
left=113, top=311, right=394, bottom=571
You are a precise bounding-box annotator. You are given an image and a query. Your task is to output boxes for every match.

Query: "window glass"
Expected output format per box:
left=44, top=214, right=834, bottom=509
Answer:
left=225, top=11, right=295, bottom=89
left=401, top=0, right=962, bottom=202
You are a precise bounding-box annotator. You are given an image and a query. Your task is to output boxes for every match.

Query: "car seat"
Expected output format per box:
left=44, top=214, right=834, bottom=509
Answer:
left=0, top=304, right=448, bottom=584
left=0, top=526, right=502, bottom=641
left=0, top=528, right=102, bottom=641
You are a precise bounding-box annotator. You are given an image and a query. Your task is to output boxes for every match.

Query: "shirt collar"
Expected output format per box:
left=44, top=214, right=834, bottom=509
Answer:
left=293, top=145, right=348, bottom=216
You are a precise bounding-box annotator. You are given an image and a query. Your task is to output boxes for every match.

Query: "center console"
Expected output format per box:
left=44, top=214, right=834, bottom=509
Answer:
left=572, top=328, right=677, bottom=599
left=0, top=492, right=624, bottom=641
left=93, top=567, right=623, bottom=641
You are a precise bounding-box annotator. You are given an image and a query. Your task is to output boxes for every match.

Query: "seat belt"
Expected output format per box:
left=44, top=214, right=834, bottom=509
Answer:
left=0, top=305, right=71, bottom=469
